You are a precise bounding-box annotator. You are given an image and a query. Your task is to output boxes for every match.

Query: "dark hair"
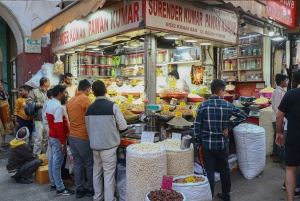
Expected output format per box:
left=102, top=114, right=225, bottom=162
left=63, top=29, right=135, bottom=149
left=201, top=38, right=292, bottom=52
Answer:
left=78, top=79, right=91, bottom=91
left=116, top=76, right=123, bottom=81
left=294, top=70, right=300, bottom=85
left=20, top=85, right=31, bottom=92
left=65, top=73, right=73, bottom=78
left=211, top=79, right=226, bottom=94
left=92, top=80, right=106, bottom=97
left=59, top=75, right=66, bottom=84
left=275, top=74, right=288, bottom=86
left=168, top=70, right=180, bottom=80
left=40, top=77, right=48, bottom=87
left=47, top=89, right=53, bottom=99
left=52, top=85, right=67, bottom=97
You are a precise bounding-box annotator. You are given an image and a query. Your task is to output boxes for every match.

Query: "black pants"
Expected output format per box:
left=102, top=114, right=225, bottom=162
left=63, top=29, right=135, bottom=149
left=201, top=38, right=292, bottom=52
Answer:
left=199, top=146, right=231, bottom=201
left=12, top=159, right=42, bottom=179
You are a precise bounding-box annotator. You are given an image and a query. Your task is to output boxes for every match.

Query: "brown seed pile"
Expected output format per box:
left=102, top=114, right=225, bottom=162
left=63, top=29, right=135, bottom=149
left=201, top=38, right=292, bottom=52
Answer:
left=147, top=190, right=183, bottom=201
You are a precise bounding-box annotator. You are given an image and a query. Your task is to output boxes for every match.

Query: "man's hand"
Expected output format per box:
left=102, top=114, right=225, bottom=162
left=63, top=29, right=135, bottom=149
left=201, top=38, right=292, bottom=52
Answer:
left=223, top=127, right=228, bottom=137
left=275, top=133, right=284, bottom=147
left=61, top=144, right=66, bottom=154
left=14, top=121, right=19, bottom=128
left=40, top=103, right=44, bottom=108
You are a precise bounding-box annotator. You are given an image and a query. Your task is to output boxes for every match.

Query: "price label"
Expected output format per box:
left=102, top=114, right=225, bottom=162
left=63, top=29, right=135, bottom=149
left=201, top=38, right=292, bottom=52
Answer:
left=180, top=102, right=186, bottom=107
left=128, top=94, right=133, bottom=99
left=191, top=91, right=196, bottom=94
left=193, top=111, right=196, bottom=118
left=163, top=106, right=170, bottom=112
left=140, top=93, right=144, bottom=99
left=196, top=102, right=201, bottom=107
left=132, top=79, right=137, bottom=84
left=172, top=133, right=182, bottom=140
left=117, top=92, right=122, bottom=96
left=141, top=132, right=155, bottom=143
left=127, top=98, right=133, bottom=103
left=161, top=175, right=173, bottom=190
left=186, top=176, right=196, bottom=183
left=120, top=105, right=126, bottom=110
left=156, top=97, right=161, bottom=102
left=170, top=81, right=176, bottom=87
left=115, top=100, right=120, bottom=105
left=175, top=111, right=182, bottom=118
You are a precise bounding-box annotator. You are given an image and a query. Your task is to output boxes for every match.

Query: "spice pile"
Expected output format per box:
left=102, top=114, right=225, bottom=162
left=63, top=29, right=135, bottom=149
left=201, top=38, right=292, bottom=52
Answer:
left=167, top=117, right=192, bottom=126
left=147, top=190, right=184, bottom=201
left=174, top=107, right=193, bottom=115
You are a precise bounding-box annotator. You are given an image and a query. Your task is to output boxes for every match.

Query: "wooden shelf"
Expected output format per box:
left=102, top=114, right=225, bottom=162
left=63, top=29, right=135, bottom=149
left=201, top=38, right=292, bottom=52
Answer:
left=238, top=43, right=263, bottom=47
left=223, top=70, right=238, bottom=72
left=80, top=75, right=114, bottom=78
left=238, top=56, right=263, bottom=59
left=238, top=69, right=262, bottom=71
left=168, top=60, right=201, bottom=65
left=223, top=58, right=238, bottom=60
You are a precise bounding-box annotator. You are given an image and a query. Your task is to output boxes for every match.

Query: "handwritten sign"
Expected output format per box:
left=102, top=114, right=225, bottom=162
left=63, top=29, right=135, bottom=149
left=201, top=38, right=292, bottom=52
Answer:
left=180, top=102, right=186, bottom=107
left=163, top=106, right=170, bottom=112
left=127, top=98, right=133, bottom=103
left=128, top=94, right=133, bottom=99
left=191, top=91, right=196, bottom=94
left=161, top=175, right=173, bottom=190
left=175, top=111, right=182, bottom=118
left=141, top=132, right=155, bottom=143
left=172, top=133, right=182, bottom=140
left=193, top=111, right=196, bottom=118
left=156, top=97, right=161, bottom=102
left=196, top=102, right=201, bottom=107
left=117, top=92, right=122, bottom=96
left=170, top=81, right=176, bottom=87
left=120, top=105, right=126, bottom=110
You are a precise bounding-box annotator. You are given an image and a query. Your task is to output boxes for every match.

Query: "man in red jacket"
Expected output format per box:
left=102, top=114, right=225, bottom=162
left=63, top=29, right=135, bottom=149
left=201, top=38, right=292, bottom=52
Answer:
left=46, top=85, right=74, bottom=196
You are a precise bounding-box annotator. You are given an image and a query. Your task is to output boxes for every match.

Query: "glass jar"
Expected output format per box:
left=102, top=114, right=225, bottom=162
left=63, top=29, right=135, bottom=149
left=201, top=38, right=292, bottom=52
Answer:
left=107, top=55, right=113, bottom=65
left=258, top=48, right=262, bottom=56
left=125, top=55, right=129, bottom=65
left=157, top=50, right=166, bottom=63
left=248, top=59, right=255, bottom=69
left=100, top=56, right=107, bottom=65
left=86, top=53, right=93, bottom=64
left=132, top=54, right=137, bottom=65
left=92, top=54, right=99, bottom=64
left=79, top=65, right=86, bottom=76
left=99, top=66, right=106, bottom=76
left=92, top=66, right=99, bottom=76
left=86, top=65, right=93, bottom=76
left=136, top=54, right=142, bottom=64
left=257, top=58, right=262, bottom=69
left=240, top=60, right=246, bottom=70
left=231, top=60, right=237, bottom=70
left=252, top=49, right=257, bottom=56
left=79, top=53, right=86, bottom=64
left=106, top=66, right=112, bottom=76
left=140, top=53, right=144, bottom=64
left=224, top=61, right=230, bottom=70
left=247, top=49, right=252, bottom=56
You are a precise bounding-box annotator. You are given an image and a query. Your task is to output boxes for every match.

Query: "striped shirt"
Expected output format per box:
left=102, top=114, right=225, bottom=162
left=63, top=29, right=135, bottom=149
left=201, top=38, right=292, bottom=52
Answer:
left=194, top=96, right=247, bottom=150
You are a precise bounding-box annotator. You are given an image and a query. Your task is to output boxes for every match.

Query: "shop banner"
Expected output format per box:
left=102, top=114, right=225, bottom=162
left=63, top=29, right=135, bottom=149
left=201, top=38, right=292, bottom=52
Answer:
left=25, top=37, right=41, bottom=53
left=266, top=0, right=296, bottom=28
left=144, top=0, right=238, bottom=45
left=51, top=1, right=142, bottom=52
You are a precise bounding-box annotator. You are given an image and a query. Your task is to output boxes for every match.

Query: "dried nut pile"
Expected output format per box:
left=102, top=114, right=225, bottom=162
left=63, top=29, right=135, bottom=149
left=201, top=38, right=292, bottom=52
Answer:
left=158, top=111, right=175, bottom=116
left=225, top=92, right=233, bottom=96
left=253, top=97, right=269, bottom=104
left=109, top=96, right=127, bottom=103
left=260, top=87, right=274, bottom=93
left=126, top=143, right=167, bottom=201
left=174, top=107, right=193, bottom=115
left=188, top=93, right=201, bottom=98
left=160, top=86, right=186, bottom=94
left=158, top=139, right=194, bottom=176
left=173, top=176, right=205, bottom=183
left=168, top=117, right=192, bottom=126
left=147, top=190, right=183, bottom=201
left=53, top=60, right=64, bottom=74
left=131, top=104, right=145, bottom=111
left=121, top=110, right=138, bottom=120
left=157, top=99, right=170, bottom=105
left=226, top=84, right=235, bottom=91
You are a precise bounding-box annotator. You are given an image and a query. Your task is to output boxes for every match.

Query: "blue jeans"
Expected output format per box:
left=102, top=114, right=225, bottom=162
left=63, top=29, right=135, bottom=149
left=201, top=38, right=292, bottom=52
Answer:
left=49, top=137, right=65, bottom=191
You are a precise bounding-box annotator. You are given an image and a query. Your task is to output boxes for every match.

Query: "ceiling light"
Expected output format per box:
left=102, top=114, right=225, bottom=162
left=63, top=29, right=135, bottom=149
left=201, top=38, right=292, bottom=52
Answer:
left=99, top=40, right=112, bottom=46
left=184, top=38, right=198, bottom=43
left=86, top=42, right=98, bottom=49
left=74, top=46, right=85, bottom=52
left=268, top=26, right=274, bottom=37
left=176, top=46, right=192, bottom=50
left=65, top=48, right=75, bottom=54
left=93, top=48, right=101, bottom=51
left=116, top=35, right=131, bottom=41
left=200, top=42, right=212, bottom=45
left=128, top=40, right=140, bottom=48
left=271, top=36, right=286, bottom=41
left=164, top=34, right=180, bottom=40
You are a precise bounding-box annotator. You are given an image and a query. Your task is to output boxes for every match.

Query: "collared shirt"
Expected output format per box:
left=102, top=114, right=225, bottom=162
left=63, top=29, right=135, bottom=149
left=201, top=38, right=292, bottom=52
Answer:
left=194, top=96, right=248, bottom=150
left=177, top=78, right=190, bottom=93
left=26, top=87, right=47, bottom=121
left=271, top=86, right=286, bottom=122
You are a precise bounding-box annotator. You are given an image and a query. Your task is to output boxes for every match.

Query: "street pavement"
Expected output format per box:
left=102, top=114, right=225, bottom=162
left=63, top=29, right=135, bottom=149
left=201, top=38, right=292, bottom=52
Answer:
left=0, top=133, right=291, bottom=201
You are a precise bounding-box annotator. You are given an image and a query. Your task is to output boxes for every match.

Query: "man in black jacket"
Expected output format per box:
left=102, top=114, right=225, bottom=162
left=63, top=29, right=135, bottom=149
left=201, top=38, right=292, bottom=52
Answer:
left=6, top=127, right=42, bottom=184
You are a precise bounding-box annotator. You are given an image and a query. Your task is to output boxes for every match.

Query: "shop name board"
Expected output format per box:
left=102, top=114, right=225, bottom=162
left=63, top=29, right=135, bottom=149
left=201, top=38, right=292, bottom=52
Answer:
left=266, top=0, right=296, bottom=28
left=145, top=0, right=238, bottom=44
left=52, top=1, right=142, bottom=52
left=25, top=36, right=41, bottom=53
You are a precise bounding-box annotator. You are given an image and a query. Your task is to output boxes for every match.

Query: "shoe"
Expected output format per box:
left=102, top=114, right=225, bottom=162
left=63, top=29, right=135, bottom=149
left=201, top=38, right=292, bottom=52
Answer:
left=217, top=192, right=231, bottom=201
left=295, top=191, right=300, bottom=198
left=15, top=177, right=33, bottom=184
left=273, top=156, right=281, bottom=163
left=51, top=185, right=56, bottom=191
left=76, top=189, right=86, bottom=198
left=57, top=188, right=75, bottom=196
left=282, top=183, right=286, bottom=190
left=86, top=189, right=95, bottom=197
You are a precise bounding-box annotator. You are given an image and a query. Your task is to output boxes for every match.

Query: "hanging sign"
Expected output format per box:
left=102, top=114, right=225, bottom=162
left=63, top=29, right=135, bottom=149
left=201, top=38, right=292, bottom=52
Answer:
left=144, top=0, right=238, bottom=45
left=52, top=1, right=142, bottom=52
left=266, top=0, right=296, bottom=28
left=25, top=37, right=41, bottom=53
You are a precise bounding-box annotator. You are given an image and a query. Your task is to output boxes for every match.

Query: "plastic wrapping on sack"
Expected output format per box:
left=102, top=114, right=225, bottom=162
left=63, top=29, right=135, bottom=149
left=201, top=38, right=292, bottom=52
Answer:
left=145, top=191, right=186, bottom=201
left=172, top=174, right=212, bottom=201
left=53, top=59, right=64, bottom=75
left=229, top=154, right=238, bottom=172
left=126, top=143, right=167, bottom=201
left=259, top=107, right=274, bottom=156
left=116, top=164, right=126, bottom=201
left=233, top=123, right=266, bottom=179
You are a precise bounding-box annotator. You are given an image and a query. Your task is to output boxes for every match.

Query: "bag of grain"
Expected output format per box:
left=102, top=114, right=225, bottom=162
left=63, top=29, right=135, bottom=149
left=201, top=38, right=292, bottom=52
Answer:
left=233, top=123, right=266, bottom=179
left=259, top=107, right=274, bottom=156
left=172, top=174, right=212, bottom=201
left=158, top=139, right=194, bottom=176
left=126, top=143, right=167, bottom=201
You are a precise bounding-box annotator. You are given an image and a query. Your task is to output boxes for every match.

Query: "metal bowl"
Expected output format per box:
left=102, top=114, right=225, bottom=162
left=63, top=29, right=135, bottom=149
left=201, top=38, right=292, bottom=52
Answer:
left=169, top=124, right=192, bottom=131
left=157, top=115, right=175, bottom=122
left=182, top=114, right=193, bottom=120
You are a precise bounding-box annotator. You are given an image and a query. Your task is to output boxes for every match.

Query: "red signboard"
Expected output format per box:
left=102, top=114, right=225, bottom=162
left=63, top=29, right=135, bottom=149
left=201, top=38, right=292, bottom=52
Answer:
left=266, top=0, right=296, bottom=28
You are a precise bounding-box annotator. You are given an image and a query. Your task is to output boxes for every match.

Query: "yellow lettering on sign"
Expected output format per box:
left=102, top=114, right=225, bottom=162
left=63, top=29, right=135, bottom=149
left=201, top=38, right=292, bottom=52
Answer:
left=170, top=81, right=176, bottom=87
left=180, top=102, right=186, bottom=107
left=163, top=106, right=170, bottom=112
left=175, top=111, right=182, bottom=118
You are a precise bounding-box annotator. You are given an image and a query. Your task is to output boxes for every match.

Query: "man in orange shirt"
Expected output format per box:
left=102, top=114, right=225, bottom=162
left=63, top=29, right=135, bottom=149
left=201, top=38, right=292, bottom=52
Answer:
left=66, top=79, right=93, bottom=198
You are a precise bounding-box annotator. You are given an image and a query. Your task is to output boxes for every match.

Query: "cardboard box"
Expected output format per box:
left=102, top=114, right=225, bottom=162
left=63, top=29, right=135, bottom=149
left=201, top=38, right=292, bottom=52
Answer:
left=35, top=165, right=50, bottom=184
left=38, top=154, right=46, bottom=159
left=38, top=154, right=48, bottom=166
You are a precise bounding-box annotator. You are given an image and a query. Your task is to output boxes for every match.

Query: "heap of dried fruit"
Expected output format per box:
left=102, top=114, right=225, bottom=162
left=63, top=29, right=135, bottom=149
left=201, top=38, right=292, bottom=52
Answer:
left=147, top=189, right=183, bottom=201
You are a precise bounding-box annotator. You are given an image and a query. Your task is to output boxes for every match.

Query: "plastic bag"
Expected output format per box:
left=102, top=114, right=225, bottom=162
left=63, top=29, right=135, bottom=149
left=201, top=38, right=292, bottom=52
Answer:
left=53, top=59, right=64, bottom=75
left=117, top=164, right=126, bottom=201
left=229, top=154, right=238, bottom=172
left=66, top=146, right=74, bottom=174
left=194, top=162, right=204, bottom=175
left=172, top=174, right=212, bottom=201
left=233, top=123, right=266, bottom=179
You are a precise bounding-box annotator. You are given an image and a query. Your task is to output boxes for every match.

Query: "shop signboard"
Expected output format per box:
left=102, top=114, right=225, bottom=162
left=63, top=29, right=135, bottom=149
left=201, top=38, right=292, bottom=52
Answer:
left=144, top=0, right=238, bottom=45
left=25, top=37, right=41, bottom=53
left=51, top=1, right=142, bottom=52
left=266, top=0, right=296, bottom=28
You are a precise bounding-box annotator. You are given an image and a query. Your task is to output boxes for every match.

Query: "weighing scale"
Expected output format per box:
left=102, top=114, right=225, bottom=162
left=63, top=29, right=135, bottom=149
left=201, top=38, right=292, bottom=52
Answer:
left=249, top=105, right=260, bottom=117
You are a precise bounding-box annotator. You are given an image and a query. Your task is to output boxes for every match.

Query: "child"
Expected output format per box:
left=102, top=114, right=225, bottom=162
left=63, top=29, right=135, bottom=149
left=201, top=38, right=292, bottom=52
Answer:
left=14, top=85, right=33, bottom=134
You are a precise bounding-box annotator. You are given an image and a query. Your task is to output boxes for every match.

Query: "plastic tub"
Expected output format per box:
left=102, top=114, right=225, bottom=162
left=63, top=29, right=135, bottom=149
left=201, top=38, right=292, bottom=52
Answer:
left=86, top=65, right=92, bottom=76
left=92, top=66, right=99, bottom=76
left=99, top=56, right=107, bottom=65
left=92, top=54, right=99, bottom=64
left=79, top=65, right=86, bottom=76
left=107, top=55, right=113, bottom=65
left=99, top=66, right=106, bottom=76
left=106, top=66, right=112, bottom=76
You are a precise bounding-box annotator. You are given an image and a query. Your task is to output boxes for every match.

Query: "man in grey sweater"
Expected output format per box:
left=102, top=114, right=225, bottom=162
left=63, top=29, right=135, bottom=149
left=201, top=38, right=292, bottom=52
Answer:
left=85, top=80, right=127, bottom=201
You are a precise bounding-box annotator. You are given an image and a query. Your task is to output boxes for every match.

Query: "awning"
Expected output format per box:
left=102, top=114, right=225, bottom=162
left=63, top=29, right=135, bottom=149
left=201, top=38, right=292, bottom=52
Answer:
left=31, top=0, right=108, bottom=40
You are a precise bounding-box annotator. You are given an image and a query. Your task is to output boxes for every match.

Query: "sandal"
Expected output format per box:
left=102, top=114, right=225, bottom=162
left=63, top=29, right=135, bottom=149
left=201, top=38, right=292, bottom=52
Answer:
left=1, top=143, right=9, bottom=147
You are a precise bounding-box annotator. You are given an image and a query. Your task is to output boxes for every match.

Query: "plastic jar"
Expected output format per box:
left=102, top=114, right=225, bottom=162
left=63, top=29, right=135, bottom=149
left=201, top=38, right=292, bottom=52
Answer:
left=157, top=50, right=166, bottom=63
left=224, top=61, right=230, bottom=70
left=86, top=53, right=93, bottom=64
left=86, top=65, right=93, bottom=76
left=132, top=54, right=137, bottom=65
left=125, top=55, right=129, bottom=65
left=247, top=49, right=252, bottom=56
left=106, top=66, right=112, bottom=76
left=79, top=53, right=86, bottom=64
left=92, top=66, right=99, bottom=76
left=231, top=60, right=237, bottom=70
left=99, top=66, right=106, bottom=76
left=136, top=54, right=142, bottom=64
left=99, top=56, right=107, bottom=65
left=257, top=58, right=262, bottom=69
left=107, top=55, right=113, bottom=65
left=79, top=65, right=86, bottom=76
left=240, top=60, right=246, bottom=70
left=248, top=59, right=255, bottom=69
left=92, top=54, right=99, bottom=64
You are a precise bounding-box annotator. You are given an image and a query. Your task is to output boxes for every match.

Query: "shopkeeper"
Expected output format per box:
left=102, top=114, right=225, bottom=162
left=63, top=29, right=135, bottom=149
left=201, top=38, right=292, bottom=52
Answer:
left=168, top=70, right=190, bottom=93
left=116, top=76, right=124, bottom=87
left=63, top=73, right=77, bottom=100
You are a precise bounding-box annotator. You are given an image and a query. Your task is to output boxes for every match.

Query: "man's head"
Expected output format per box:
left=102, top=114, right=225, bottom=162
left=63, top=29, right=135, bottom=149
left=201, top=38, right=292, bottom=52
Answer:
left=40, top=77, right=50, bottom=88
left=275, top=74, right=289, bottom=88
left=168, top=70, right=180, bottom=82
left=294, top=70, right=300, bottom=86
left=92, top=80, right=106, bottom=97
left=78, top=79, right=91, bottom=96
left=64, top=73, right=73, bottom=85
left=41, top=63, right=54, bottom=78
left=116, top=76, right=123, bottom=87
left=211, top=79, right=226, bottom=98
left=19, top=85, right=31, bottom=98
left=47, top=89, right=53, bottom=99
left=16, top=127, right=30, bottom=141
left=52, top=85, right=68, bottom=104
